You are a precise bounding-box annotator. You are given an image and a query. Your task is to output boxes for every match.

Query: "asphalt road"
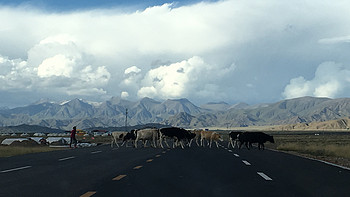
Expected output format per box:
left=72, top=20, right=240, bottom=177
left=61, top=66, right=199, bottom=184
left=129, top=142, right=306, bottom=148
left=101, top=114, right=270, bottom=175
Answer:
left=1, top=143, right=350, bottom=197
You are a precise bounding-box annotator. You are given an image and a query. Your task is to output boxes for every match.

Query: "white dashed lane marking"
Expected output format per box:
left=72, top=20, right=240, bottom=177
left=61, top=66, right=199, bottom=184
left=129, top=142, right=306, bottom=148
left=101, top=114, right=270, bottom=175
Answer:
left=91, top=151, right=102, bottom=154
left=234, top=154, right=240, bottom=157
left=1, top=165, right=32, bottom=173
left=58, top=156, right=75, bottom=161
left=228, top=150, right=233, bottom=152
left=257, top=172, right=273, bottom=181
left=242, top=160, right=251, bottom=166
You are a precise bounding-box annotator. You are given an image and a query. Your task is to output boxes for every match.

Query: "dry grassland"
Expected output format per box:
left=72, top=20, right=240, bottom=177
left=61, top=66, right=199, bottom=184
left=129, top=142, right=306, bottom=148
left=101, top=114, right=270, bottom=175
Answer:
left=0, top=146, right=55, bottom=157
left=265, top=132, right=350, bottom=168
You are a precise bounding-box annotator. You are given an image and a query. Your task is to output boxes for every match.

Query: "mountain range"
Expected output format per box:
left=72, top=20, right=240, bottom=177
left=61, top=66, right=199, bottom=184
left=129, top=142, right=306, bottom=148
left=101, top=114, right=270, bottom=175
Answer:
left=1, top=96, right=350, bottom=130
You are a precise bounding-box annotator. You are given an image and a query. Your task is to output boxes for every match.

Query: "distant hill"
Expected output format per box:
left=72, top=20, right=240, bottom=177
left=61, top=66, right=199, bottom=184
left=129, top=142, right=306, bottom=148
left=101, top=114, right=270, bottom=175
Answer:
left=85, top=123, right=170, bottom=132
left=1, top=96, right=350, bottom=130
left=200, top=102, right=231, bottom=111
left=270, top=118, right=350, bottom=131
left=0, top=124, right=65, bottom=134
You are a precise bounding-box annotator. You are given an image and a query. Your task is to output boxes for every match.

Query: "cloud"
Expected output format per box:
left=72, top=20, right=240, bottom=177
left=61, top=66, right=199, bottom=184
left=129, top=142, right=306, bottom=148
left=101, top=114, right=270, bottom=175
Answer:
left=121, top=66, right=143, bottom=93
left=0, top=55, right=31, bottom=90
left=121, top=91, right=129, bottom=99
left=125, top=66, right=141, bottom=75
left=1, top=0, right=350, bottom=106
left=283, top=62, right=350, bottom=99
left=39, top=34, right=77, bottom=45
left=0, top=35, right=111, bottom=97
left=128, top=56, right=236, bottom=100
left=37, top=54, right=74, bottom=78
left=319, top=35, right=350, bottom=44
left=138, top=86, right=157, bottom=98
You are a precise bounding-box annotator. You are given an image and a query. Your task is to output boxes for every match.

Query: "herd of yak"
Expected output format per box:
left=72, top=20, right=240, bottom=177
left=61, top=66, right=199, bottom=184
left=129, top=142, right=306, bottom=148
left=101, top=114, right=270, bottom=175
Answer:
left=111, top=127, right=275, bottom=150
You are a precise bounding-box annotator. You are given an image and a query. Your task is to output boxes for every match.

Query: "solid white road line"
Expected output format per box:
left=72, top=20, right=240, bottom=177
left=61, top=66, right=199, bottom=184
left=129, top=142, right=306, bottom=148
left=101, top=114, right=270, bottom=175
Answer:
left=91, top=151, right=102, bottom=154
left=59, top=156, right=75, bottom=161
left=257, top=172, right=273, bottom=181
left=242, top=160, right=251, bottom=166
left=1, top=165, right=32, bottom=173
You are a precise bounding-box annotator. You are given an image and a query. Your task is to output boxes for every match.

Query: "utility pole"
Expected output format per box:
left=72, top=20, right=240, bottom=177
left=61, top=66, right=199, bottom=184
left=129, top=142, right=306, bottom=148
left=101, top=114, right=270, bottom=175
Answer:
left=125, top=108, right=128, bottom=132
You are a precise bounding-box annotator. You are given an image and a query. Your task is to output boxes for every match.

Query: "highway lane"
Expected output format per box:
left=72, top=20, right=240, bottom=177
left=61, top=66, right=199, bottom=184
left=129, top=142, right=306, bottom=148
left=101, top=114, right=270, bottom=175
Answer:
left=0, top=145, right=164, bottom=197
left=1, top=144, right=350, bottom=197
left=236, top=147, right=350, bottom=196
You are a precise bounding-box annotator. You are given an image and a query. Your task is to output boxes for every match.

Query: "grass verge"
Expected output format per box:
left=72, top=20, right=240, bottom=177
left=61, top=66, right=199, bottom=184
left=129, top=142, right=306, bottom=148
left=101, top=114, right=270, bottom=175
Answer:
left=266, top=132, right=350, bottom=168
left=0, top=146, right=57, bottom=157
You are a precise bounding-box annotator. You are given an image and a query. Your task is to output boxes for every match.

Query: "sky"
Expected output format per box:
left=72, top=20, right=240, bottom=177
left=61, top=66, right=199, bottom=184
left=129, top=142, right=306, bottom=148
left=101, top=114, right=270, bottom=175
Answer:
left=1, top=0, right=350, bottom=108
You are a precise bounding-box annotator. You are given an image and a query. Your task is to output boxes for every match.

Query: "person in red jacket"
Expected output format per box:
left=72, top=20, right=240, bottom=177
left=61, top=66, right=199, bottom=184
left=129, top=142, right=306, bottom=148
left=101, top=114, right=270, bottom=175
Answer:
left=70, top=126, right=77, bottom=148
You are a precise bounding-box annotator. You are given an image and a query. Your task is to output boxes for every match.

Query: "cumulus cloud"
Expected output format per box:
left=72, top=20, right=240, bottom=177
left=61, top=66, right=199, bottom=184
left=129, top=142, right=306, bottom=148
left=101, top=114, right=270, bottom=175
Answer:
left=138, top=86, right=158, bottom=98
left=0, top=35, right=111, bottom=97
left=121, top=65, right=143, bottom=95
left=125, top=66, right=141, bottom=75
left=0, top=55, right=31, bottom=90
left=283, top=62, right=350, bottom=99
left=37, top=54, right=74, bottom=78
left=121, top=91, right=129, bottom=99
left=122, top=56, right=236, bottom=100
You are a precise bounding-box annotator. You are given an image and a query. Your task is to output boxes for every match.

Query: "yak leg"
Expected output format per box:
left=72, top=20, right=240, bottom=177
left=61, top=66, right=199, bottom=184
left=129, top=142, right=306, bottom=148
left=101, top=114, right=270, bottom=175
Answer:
left=111, top=136, right=120, bottom=148
left=189, top=139, right=193, bottom=147
left=180, top=141, right=185, bottom=149
left=164, top=139, right=171, bottom=148
left=143, top=140, right=148, bottom=147
left=159, top=137, right=165, bottom=149
left=134, top=139, right=138, bottom=148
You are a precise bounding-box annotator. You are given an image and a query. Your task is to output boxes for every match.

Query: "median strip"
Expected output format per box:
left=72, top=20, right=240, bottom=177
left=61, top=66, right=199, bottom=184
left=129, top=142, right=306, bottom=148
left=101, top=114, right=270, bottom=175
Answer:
left=1, top=165, right=32, bottom=173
